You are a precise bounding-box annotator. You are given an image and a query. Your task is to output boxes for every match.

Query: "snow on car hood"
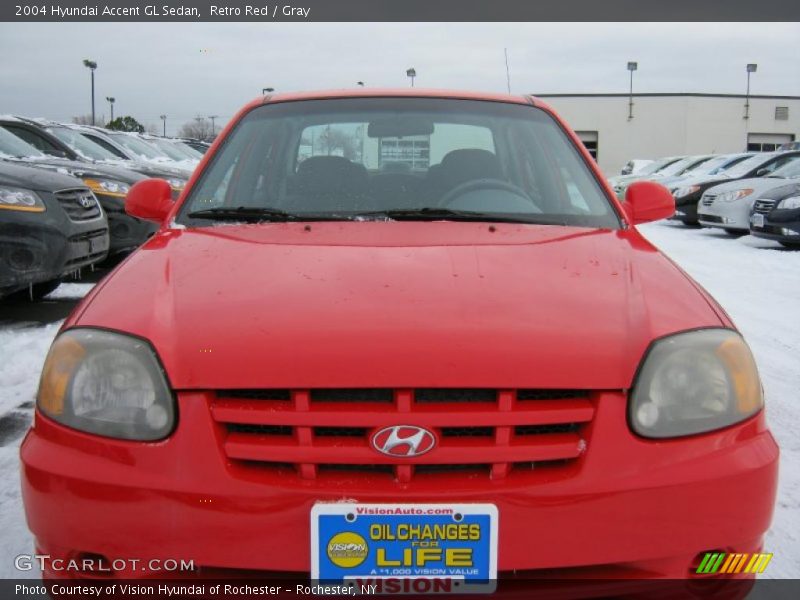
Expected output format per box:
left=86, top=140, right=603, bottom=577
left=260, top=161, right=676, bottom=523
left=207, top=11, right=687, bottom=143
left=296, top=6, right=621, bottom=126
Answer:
left=70, top=222, right=724, bottom=390
left=704, top=176, right=800, bottom=197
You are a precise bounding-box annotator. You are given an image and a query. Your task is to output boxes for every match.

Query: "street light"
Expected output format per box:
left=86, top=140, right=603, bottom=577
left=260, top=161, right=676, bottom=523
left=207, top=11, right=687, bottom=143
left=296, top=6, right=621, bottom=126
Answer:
left=160, top=115, right=167, bottom=137
left=627, top=61, right=638, bottom=121
left=82, top=59, right=97, bottom=125
left=406, top=68, right=416, bottom=88
left=105, top=97, right=115, bottom=123
left=745, top=63, right=758, bottom=120
left=262, top=87, right=274, bottom=94
left=208, top=115, right=219, bottom=135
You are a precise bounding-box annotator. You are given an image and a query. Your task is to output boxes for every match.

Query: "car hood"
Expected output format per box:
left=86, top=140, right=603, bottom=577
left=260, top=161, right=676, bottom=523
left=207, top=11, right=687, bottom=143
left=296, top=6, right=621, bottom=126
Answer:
left=94, top=158, right=192, bottom=180
left=8, top=156, right=145, bottom=184
left=0, top=159, right=90, bottom=192
left=71, top=222, right=724, bottom=390
left=705, top=176, right=798, bottom=197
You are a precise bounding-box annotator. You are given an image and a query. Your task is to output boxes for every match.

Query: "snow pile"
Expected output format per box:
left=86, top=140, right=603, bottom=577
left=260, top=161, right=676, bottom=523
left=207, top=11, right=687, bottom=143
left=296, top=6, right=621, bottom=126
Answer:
left=45, top=283, right=95, bottom=300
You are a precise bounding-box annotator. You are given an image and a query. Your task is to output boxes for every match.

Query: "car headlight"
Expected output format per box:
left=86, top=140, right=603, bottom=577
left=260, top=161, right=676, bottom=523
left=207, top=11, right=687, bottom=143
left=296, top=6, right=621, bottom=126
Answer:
left=778, top=195, right=800, bottom=210
left=37, top=328, right=175, bottom=441
left=630, top=329, right=763, bottom=438
left=717, top=189, right=754, bottom=203
left=0, top=186, right=45, bottom=212
left=166, top=178, right=187, bottom=191
left=83, top=178, right=131, bottom=198
left=673, top=185, right=700, bottom=199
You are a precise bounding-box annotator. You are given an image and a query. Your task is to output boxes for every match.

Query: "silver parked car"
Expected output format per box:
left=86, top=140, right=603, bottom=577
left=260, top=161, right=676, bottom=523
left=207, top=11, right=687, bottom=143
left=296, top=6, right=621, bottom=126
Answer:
left=698, top=157, right=800, bottom=233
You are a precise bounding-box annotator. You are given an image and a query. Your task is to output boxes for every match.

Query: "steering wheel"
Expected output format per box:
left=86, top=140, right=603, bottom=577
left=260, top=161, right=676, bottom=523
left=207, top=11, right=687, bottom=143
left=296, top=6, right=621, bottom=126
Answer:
left=438, top=178, right=538, bottom=210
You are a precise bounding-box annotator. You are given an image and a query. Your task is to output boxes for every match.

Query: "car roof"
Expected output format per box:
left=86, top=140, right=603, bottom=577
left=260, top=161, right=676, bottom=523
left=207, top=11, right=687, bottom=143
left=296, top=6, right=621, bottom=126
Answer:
left=252, top=88, right=534, bottom=109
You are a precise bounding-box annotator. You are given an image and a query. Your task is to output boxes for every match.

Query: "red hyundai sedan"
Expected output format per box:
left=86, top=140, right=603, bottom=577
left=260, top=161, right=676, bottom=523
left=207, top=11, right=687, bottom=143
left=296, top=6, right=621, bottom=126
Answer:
left=21, top=90, right=778, bottom=588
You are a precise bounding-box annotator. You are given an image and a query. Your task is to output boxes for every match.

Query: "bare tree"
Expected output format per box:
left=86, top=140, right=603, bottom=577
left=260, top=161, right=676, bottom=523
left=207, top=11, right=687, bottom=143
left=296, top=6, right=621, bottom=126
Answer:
left=178, top=117, right=215, bottom=141
left=317, top=126, right=357, bottom=160
left=71, top=114, right=95, bottom=126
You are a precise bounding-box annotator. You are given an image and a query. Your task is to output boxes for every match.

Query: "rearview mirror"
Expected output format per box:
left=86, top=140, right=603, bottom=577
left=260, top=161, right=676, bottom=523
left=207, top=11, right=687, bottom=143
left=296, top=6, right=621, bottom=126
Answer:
left=623, top=180, right=675, bottom=225
left=125, top=178, right=173, bottom=224
left=368, top=117, right=434, bottom=138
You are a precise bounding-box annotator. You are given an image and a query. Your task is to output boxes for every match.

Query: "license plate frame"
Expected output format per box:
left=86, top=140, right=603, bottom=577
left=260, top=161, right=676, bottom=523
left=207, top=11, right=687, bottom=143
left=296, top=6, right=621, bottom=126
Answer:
left=311, top=503, right=498, bottom=594
left=751, top=213, right=765, bottom=228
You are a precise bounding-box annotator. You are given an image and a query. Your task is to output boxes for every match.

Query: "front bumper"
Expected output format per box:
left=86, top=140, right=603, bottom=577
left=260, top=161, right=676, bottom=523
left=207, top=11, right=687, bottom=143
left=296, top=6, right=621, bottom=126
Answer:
left=20, top=391, right=779, bottom=580
left=697, top=200, right=751, bottom=231
left=670, top=202, right=700, bottom=224
left=750, top=221, right=800, bottom=245
left=0, top=212, right=108, bottom=297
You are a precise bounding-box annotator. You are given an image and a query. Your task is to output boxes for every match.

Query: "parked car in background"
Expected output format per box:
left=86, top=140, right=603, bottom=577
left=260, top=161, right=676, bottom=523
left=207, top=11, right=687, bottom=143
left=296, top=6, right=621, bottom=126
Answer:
left=0, top=161, right=108, bottom=299
left=0, top=124, right=152, bottom=256
left=777, top=141, right=800, bottom=151
left=620, top=159, right=653, bottom=175
left=749, top=182, right=800, bottom=247
left=140, top=134, right=203, bottom=165
left=698, top=158, right=800, bottom=234
left=177, top=138, right=211, bottom=154
left=607, top=156, right=684, bottom=199
left=22, top=89, right=777, bottom=585
left=670, top=151, right=800, bottom=225
left=1, top=118, right=191, bottom=187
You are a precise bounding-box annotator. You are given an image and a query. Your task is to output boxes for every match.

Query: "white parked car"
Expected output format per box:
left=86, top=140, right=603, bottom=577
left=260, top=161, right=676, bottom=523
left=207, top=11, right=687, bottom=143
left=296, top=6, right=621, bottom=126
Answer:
left=698, top=158, right=800, bottom=233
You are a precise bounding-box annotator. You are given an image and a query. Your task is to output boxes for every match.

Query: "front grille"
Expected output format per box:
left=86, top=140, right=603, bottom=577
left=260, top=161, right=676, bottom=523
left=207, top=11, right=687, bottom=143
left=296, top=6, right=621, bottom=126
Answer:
left=701, top=194, right=716, bottom=207
left=753, top=199, right=777, bottom=215
left=65, top=228, right=108, bottom=266
left=55, top=188, right=101, bottom=221
left=700, top=214, right=724, bottom=224
left=212, top=388, right=596, bottom=482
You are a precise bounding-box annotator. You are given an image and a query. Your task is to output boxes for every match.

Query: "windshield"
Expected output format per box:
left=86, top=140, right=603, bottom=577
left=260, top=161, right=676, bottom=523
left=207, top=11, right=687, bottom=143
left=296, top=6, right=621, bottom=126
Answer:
left=638, top=157, right=681, bottom=176
left=770, top=159, right=800, bottom=179
left=656, top=157, right=708, bottom=178
left=106, top=132, right=169, bottom=160
left=174, top=140, right=203, bottom=158
left=704, top=154, right=752, bottom=176
left=46, top=127, right=120, bottom=161
left=145, top=137, right=195, bottom=161
left=722, top=153, right=780, bottom=179
left=178, top=98, right=619, bottom=228
left=0, top=127, right=45, bottom=158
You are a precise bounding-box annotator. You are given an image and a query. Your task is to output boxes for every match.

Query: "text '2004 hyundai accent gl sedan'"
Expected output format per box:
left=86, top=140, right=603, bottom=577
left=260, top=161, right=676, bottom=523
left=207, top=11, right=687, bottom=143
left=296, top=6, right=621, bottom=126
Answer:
left=21, top=90, right=778, bottom=590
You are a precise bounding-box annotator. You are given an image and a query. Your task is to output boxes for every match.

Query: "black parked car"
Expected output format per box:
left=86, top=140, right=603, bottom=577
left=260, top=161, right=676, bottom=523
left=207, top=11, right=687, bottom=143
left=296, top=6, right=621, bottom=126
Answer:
left=0, top=161, right=109, bottom=300
left=749, top=182, right=800, bottom=248
left=668, top=150, right=800, bottom=225
left=0, top=125, right=154, bottom=256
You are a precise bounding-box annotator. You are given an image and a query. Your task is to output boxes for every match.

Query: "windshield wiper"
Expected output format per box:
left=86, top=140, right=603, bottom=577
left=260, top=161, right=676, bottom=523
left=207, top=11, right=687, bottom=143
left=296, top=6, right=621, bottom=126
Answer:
left=186, top=206, right=358, bottom=222
left=351, top=207, right=556, bottom=225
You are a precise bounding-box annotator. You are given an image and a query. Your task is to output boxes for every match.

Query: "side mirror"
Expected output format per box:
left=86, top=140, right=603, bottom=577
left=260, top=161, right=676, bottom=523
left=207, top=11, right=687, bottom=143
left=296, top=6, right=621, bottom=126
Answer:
left=755, top=168, right=769, bottom=177
left=623, top=180, right=675, bottom=225
left=125, top=179, right=173, bottom=224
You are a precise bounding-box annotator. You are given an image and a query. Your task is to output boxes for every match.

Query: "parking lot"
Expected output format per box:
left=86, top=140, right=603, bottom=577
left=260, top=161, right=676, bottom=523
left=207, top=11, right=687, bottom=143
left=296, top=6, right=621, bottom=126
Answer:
left=0, top=220, right=797, bottom=578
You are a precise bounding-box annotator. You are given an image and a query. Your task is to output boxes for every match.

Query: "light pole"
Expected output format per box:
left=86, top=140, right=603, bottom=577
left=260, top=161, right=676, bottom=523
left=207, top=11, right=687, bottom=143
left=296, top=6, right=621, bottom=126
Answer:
left=262, top=87, right=274, bottom=94
left=105, top=97, right=115, bottom=123
left=745, top=63, right=757, bottom=120
left=406, top=68, right=416, bottom=88
left=160, top=115, right=167, bottom=137
left=627, top=61, right=638, bottom=121
left=208, top=115, right=219, bottom=136
left=82, top=59, right=97, bottom=125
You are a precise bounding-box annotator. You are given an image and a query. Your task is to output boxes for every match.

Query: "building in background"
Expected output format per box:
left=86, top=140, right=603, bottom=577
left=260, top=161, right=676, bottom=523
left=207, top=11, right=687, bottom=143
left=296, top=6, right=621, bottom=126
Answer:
left=535, top=93, right=800, bottom=176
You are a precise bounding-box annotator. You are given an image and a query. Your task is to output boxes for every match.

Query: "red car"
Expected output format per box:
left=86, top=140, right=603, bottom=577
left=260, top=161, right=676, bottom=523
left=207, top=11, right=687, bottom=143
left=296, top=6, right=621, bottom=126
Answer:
left=21, top=90, right=778, bottom=588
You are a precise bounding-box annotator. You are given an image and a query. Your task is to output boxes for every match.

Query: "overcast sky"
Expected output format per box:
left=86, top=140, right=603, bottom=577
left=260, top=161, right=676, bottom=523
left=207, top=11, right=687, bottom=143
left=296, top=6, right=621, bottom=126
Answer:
left=1, top=22, right=798, bottom=135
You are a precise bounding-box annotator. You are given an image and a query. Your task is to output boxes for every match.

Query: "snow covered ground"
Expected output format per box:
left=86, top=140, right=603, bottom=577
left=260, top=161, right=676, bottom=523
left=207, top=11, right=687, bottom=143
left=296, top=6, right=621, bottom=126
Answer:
left=0, top=222, right=797, bottom=579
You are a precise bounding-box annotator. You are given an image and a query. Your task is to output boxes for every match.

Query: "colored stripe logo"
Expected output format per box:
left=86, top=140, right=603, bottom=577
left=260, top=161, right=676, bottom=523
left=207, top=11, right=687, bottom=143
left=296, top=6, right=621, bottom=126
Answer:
left=696, top=552, right=773, bottom=574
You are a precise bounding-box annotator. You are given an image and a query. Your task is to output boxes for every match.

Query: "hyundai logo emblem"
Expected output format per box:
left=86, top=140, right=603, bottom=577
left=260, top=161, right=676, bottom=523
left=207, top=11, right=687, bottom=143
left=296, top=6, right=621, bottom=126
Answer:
left=78, top=194, right=95, bottom=208
left=370, top=425, right=436, bottom=458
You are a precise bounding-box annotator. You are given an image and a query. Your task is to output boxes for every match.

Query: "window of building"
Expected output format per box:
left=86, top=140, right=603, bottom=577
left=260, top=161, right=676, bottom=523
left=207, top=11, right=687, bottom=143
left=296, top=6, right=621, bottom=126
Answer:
left=775, top=106, right=789, bottom=121
left=747, top=132, right=795, bottom=152
left=575, top=131, right=599, bottom=161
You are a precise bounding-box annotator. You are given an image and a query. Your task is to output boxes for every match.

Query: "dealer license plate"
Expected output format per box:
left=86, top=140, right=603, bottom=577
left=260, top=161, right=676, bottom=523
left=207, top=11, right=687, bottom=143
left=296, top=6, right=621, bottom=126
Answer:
left=751, top=213, right=765, bottom=228
left=311, top=503, right=498, bottom=594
